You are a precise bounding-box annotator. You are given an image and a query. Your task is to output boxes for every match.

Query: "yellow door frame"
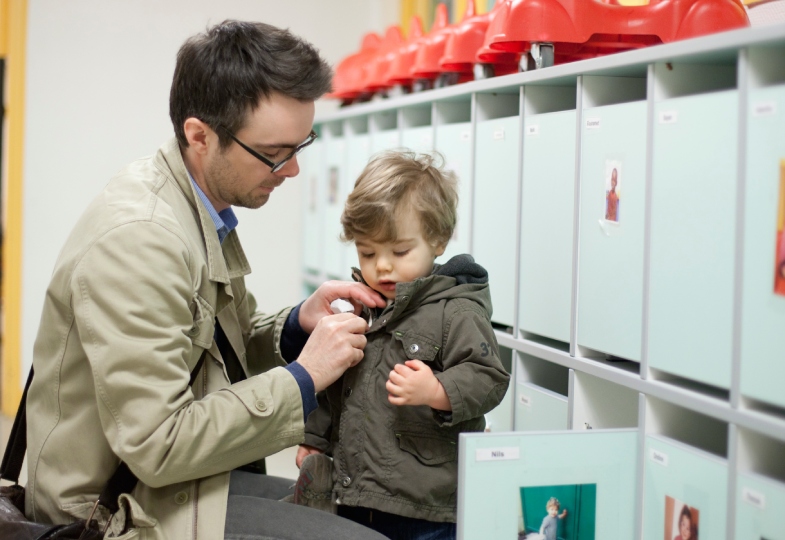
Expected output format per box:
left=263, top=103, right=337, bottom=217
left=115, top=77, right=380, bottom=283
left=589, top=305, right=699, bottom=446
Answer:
left=1, top=0, right=28, bottom=416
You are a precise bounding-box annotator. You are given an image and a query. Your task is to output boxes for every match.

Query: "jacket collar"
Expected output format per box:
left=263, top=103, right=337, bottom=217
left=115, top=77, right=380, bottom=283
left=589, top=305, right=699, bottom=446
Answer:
left=154, top=138, right=251, bottom=285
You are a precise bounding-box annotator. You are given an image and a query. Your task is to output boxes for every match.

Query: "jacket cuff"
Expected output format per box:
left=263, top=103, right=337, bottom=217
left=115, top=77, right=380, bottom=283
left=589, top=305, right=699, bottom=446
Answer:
left=284, top=361, right=317, bottom=421
left=281, top=302, right=309, bottom=362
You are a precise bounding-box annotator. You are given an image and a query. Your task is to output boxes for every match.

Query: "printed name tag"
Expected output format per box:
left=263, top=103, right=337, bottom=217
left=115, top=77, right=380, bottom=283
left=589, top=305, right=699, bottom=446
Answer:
left=476, top=447, right=520, bottom=462
left=659, top=111, right=678, bottom=124
left=526, top=124, right=540, bottom=137
left=585, top=117, right=601, bottom=130
left=460, top=130, right=471, bottom=141
left=650, top=448, right=669, bottom=466
left=742, top=487, right=766, bottom=510
left=519, top=394, right=532, bottom=407
left=493, top=129, right=505, bottom=140
left=753, top=101, right=777, bottom=117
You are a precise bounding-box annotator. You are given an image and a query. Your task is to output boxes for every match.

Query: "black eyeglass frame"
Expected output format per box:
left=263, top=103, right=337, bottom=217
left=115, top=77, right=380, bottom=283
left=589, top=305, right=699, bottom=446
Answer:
left=225, top=129, right=318, bottom=173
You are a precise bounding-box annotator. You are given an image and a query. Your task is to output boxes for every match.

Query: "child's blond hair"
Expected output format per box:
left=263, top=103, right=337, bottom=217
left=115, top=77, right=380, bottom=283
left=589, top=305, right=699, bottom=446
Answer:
left=341, top=150, right=458, bottom=248
left=546, top=497, right=560, bottom=510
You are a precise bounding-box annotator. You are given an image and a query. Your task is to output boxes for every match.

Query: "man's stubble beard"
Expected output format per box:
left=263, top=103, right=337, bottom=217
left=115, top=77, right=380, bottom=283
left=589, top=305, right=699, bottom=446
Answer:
left=206, top=151, right=271, bottom=210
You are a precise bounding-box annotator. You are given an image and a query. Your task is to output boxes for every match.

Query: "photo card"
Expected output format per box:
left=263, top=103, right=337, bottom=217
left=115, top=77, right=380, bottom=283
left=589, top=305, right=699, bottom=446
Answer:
left=664, top=495, right=699, bottom=540
left=518, top=483, right=597, bottom=540
left=604, top=159, right=622, bottom=224
left=775, top=159, right=785, bottom=296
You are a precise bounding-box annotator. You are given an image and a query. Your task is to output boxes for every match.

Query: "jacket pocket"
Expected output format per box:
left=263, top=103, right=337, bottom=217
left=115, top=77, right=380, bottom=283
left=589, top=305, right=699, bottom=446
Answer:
left=395, top=431, right=456, bottom=466
left=189, top=293, right=215, bottom=349
left=391, top=331, right=440, bottom=363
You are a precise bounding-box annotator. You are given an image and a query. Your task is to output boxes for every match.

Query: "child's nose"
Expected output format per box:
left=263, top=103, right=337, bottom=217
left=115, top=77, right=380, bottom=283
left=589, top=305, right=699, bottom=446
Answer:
left=376, top=255, right=392, bottom=272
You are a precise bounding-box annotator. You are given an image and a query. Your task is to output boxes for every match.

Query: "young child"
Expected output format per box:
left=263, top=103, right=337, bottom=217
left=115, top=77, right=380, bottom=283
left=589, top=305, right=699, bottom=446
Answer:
left=295, top=150, right=510, bottom=540
left=539, top=497, right=567, bottom=540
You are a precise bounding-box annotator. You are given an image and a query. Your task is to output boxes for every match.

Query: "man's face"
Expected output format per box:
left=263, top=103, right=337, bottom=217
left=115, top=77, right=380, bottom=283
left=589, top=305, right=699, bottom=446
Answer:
left=204, top=92, right=315, bottom=211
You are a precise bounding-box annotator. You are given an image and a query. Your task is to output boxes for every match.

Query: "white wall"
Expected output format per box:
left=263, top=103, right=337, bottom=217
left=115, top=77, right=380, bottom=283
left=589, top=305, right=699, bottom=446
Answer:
left=21, top=0, right=398, bottom=378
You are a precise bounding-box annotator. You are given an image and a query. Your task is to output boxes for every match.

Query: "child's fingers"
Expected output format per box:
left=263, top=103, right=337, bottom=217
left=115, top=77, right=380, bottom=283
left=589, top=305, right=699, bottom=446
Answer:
left=404, top=359, right=425, bottom=370
left=393, top=363, right=414, bottom=375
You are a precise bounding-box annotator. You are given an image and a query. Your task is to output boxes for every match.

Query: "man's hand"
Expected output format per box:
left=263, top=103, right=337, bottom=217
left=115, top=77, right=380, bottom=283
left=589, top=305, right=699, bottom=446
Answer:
left=298, top=281, right=386, bottom=333
left=386, top=360, right=451, bottom=410
left=297, top=313, right=368, bottom=392
left=295, top=444, right=323, bottom=468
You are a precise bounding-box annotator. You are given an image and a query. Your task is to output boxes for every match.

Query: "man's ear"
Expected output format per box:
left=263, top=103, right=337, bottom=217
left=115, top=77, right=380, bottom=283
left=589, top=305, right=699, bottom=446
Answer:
left=183, top=118, right=214, bottom=155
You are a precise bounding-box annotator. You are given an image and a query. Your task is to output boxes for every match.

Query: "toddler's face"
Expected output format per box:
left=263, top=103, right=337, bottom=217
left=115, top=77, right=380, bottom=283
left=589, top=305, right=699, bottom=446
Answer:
left=354, top=207, right=445, bottom=300
left=547, top=505, right=559, bottom=517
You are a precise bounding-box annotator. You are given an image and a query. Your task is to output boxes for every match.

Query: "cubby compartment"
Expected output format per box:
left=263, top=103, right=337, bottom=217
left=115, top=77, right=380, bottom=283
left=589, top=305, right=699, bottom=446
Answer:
left=370, top=110, right=399, bottom=154
left=484, top=346, right=515, bottom=433
left=301, top=136, right=323, bottom=274
left=735, top=428, right=785, bottom=540
left=434, top=98, right=473, bottom=263
left=740, top=49, right=785, bottom=409
left=647, top=62, right=739, bottom=389
left=642, top=433, right=728, bottom=540
left=577, top=76, right=647, bottom=363
left=321, top=122, right=348, bottom=279
left=519, top=83, right=578, bottom=345
left=570, top=371, right=639, bottom=431
left=400, top=105, right=433, bottom=154
left=473, top=91, right=521, bottom=328
left=643, top=396, right=729, bottom=540
left=514, top=352, right=570, bottom=432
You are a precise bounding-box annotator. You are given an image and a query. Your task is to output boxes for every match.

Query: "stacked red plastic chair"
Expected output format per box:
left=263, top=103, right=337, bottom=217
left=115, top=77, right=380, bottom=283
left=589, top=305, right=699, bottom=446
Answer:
left=328, top=32, right=382, bottom=105
left=475, top=0, right=521, bottom=78
left=410, top=3, right=454, bottom=89
left=363, top=25, right=406, bottom=96
left=385, top=16, right=426, bottom=92
left=486, top=0, right=750, bottom=70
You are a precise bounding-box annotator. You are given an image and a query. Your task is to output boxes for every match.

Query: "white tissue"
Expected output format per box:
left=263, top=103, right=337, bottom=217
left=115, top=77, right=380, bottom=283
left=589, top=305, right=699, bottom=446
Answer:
left=330, top=298, right=355, bottom=314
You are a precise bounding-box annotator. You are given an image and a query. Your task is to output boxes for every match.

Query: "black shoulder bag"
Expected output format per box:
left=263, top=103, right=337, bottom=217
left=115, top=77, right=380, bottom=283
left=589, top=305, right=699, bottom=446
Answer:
left=0, top=353, right=206, bottom=540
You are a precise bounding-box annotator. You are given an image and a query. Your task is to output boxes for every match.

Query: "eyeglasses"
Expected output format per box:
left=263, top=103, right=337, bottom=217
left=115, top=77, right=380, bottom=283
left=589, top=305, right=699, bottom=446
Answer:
left=226, top=129, right=318, bottom=173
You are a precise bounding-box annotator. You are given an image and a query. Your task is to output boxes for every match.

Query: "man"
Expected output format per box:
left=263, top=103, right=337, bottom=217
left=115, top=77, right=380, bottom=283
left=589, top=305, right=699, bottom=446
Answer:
left=25, top=20, right=387, bottom=540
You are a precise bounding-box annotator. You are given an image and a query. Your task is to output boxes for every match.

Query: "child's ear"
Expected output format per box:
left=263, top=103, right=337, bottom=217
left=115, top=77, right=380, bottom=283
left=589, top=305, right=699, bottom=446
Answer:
left=434, top=243, right=446, bottom=257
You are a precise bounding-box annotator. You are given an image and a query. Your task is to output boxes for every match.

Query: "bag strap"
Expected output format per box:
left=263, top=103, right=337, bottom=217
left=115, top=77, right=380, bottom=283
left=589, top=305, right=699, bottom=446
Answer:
left=0, top=349, right=208, bottom=509
left=0, top=367, right=34, bottom=484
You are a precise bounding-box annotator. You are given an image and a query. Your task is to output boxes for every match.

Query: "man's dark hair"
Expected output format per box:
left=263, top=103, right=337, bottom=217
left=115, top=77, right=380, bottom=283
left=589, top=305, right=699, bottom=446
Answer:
left=170, top=20, right=332, bottom=148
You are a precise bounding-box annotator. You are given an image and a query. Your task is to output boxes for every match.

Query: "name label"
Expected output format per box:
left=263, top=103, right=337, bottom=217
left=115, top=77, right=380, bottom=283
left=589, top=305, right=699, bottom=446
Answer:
left=585, top=117, right=601, bottom=130
left=526, top=124, right=540, bottom=137
left=519, top=394, right=532, bottom=407
left=742, top=487, right=766, bottom=510
left=460, top=130, right=471, bottom=141
left=493, top=129, right=505, bottom=140
left=476, top=447, right=520, bottom=462
left=753, top=101, right=777, bottom=117
left=650, top=448, right=669, bottom=467
left=659, top=111, right=678, bottom=124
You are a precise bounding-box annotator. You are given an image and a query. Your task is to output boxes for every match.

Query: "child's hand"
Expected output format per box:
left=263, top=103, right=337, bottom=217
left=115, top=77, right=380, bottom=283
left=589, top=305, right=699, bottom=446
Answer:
left=295, top=444, right=323, bottom=468
left=386, top=360, right=451, bottom=410
left=559, top=509, right=568, bottom=519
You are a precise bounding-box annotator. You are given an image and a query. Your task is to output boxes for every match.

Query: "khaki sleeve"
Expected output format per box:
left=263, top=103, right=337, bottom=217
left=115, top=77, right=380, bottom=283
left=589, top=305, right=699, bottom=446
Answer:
left=73, top=221, right=304, bottom=488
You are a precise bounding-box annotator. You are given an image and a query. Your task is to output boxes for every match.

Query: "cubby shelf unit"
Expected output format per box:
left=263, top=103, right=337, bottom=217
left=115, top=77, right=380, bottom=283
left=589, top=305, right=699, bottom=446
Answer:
left=303, top=23, right=785, bottom=540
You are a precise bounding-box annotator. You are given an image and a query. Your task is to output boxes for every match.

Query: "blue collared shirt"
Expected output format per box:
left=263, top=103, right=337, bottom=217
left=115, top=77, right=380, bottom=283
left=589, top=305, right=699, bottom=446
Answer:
left=189, top=174, right=316, bottom=420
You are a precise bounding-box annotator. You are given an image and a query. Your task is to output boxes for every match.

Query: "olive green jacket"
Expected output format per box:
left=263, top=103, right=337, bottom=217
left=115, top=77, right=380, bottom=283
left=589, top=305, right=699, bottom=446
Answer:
left=25, top=138, right=305, bottom=540
left=303, top=255, right=510, bottom=523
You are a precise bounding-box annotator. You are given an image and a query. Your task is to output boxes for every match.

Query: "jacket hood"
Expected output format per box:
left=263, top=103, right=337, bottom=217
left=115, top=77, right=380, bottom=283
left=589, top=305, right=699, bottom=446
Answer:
left=432, top=253, right=488, bottom=285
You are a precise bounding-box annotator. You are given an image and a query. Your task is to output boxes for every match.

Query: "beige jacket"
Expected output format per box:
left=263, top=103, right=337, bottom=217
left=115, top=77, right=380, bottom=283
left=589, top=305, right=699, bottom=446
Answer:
left=25, top=138, right=305, bottom=539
